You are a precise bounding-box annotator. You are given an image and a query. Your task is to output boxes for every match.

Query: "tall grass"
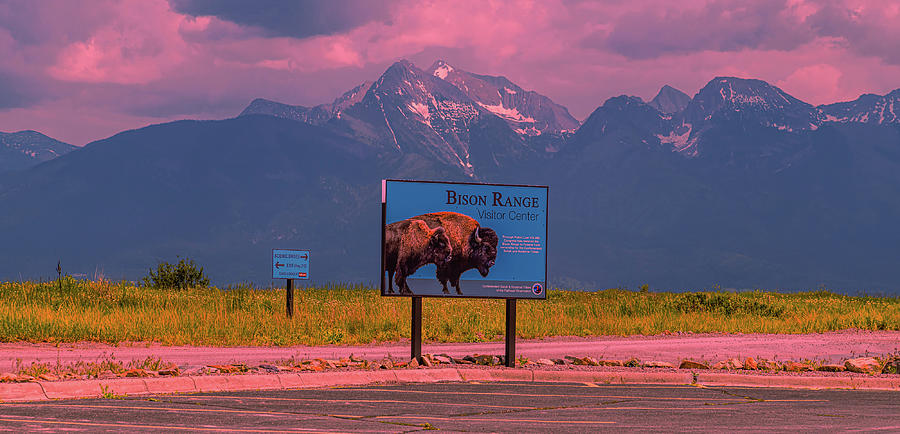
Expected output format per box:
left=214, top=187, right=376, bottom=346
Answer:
left=1, top=278, right=898, bottom=346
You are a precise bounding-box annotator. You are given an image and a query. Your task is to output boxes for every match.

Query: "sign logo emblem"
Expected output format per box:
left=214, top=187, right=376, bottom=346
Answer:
left=532, top=283, right=543, bottom=295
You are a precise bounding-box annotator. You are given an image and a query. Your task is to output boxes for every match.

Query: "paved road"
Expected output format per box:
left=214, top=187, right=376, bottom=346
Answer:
left=3, top=330, right=898, bottom=370
left=1, top=381, right=898, bottom=432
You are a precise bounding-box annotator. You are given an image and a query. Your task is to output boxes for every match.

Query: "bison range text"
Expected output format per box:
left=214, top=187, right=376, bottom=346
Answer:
left=446, top=190, right=540, bottom=208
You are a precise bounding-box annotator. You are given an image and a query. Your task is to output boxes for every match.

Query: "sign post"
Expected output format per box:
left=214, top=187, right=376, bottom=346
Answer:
left=272, top=249, right=310, bottom=318
left=505, top=299, right=516, bottom=367
left=286, top=279, right=294, bottom=318
left=381, top=179, right=548, bottom=366
left=411, top=297, right=422, bottom=362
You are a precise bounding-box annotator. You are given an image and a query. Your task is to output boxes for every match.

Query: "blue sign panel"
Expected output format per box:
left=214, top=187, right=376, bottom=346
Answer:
left=272, top=249, right=310, bottom=280
left=382, top=179, right=548, bottom=299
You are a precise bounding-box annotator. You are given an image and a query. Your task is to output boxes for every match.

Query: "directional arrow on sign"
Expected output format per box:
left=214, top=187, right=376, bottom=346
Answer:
left=301, top=254, right=308, bottom=260
left=275, top=262, right=285, bottom=268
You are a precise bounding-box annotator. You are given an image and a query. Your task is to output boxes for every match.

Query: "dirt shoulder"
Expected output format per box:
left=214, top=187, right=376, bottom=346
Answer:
left=2, top=330, right=897, bottom=370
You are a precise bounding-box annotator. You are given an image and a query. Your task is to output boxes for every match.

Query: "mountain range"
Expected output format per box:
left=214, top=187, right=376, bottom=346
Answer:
left=2, top=60, right=899, bottom=293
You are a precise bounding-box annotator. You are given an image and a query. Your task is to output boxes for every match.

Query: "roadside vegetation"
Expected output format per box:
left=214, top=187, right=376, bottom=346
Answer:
left=0, top=278, right=898, bottom=346
left=141, top=257, right=210, bottom=290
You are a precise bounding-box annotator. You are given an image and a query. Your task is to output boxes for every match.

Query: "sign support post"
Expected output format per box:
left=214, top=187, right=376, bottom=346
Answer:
left=411, top=296, right=422, bottom=362
left=505, top=299, right=516, bottom=367
left=286, top=279, right=294, bottom=318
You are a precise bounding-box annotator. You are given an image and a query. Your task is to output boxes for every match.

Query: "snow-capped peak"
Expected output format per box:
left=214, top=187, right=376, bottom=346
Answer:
left=700, top=77, right=802, bottom=109
left=680, top=76, right=819, bottom=132
left=424, top=59, right=579, bottom=136
left=819, top=88, right=900, bottom=125
left=476, top=101, right=536, bottom=123
left=1, top=130, right=77, bottom=172
left=432, top=61, right=454, bottom=80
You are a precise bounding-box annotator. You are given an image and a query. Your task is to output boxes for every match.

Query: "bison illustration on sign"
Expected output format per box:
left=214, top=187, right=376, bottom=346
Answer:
left=410, top=212, right=498, bottom=295
left=384, top=219, right=452, bottom=294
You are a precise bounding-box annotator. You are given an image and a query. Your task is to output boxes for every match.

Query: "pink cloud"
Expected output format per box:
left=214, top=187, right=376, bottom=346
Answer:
left=777, top=64, right=844, bottom=106
left=600, top=0, right=815, bottom=59
left=1, top=0, right=900, bottom=144
left=0, top=103, right=179, bottom=146
left=807, top=0, right=900, bottom=65
left=48, top=1, right=188, bottom=84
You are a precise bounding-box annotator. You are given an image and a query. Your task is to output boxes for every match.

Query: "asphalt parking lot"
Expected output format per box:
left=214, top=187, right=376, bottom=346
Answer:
left=1, top=381, right=898, bottom=432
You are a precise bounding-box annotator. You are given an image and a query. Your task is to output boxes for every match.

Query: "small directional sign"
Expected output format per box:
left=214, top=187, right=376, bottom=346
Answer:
left=272, top=249, right=310, bottom=279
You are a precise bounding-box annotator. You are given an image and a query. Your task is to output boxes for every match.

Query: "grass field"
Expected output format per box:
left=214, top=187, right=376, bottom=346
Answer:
left=1, top=278, right=898, bottom=346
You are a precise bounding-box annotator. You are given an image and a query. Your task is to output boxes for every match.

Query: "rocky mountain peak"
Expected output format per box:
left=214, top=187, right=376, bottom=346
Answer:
left=681, top=77, right=819, bottom=132
left=603, top=95, right=647, bottom=109
left=369, top=60, right=472, bottom=107
left=377, top=59, right=420, bottom=86
left=0, top=130, right=77, bottom=173
left=331, top=81, right=373, bottom=112
left=649, top=85, right=690, bottom=114
left=695, top=77, right=810, bottom=111
left=569, top=94, right=676, bottom=155
left=425, top=60, right=579, bottom=136
left=429, top=60, right=455, bottom=79
left=819, top=88, right=900, bottom=125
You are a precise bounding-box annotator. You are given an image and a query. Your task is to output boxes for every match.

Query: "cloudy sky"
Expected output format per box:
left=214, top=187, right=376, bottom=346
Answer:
left=1, top=0, right=899, bottom=145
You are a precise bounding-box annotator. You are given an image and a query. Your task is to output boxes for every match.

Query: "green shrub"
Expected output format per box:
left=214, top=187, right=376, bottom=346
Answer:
left=142, top=258, right=210, bottom=290
left=668, top=292, right=784, bottom=317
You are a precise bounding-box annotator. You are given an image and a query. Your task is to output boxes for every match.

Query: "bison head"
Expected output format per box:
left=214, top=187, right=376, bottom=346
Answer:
left=426, top=226, right=453, bottom=264
left=469, top=226, right=499, bottom=277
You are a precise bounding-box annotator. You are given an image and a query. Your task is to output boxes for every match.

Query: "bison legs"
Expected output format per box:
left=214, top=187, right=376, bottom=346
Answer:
left=435, top=266, right=451, bottom=294
left=451, top=273, right=463, bottom=295
left=397, top=273, right=412, bottom=294
left=394, top=273, right=413, bottom=295
left=395, top=264, right=414, bottom=295
left=435, top=266, right=464, bottom=295
left=386, top=269, right=395, bottom=294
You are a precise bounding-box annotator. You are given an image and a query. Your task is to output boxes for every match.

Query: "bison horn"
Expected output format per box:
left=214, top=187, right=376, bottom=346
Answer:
left=473, top=224, right=481, bottom=243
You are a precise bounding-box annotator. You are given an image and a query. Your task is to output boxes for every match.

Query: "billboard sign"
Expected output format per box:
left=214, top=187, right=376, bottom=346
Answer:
left=381, top=179, right=548, bottom=299
left=272, top=249, right=310, bottom=279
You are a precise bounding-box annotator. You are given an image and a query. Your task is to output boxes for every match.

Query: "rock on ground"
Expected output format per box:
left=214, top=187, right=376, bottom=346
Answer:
left=712, top=358, right=743, bottom=370
left=743, top=357, right=758, bottom=370
left=817, top=364, right=845, bottom=372
left=845, top=357, right=882, bottom=375
left=783, top=361, right=813, bottom=372
left=643, top=361, right=676, bottom=368
left=679, top=360, right=709, bottom=370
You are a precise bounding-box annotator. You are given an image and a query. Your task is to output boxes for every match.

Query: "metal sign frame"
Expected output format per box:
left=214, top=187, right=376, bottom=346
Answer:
left=380, top=179, right=548, bottom=300
left=272, top=248, right=310, bottom=280
left=380, top=179, right=549, bottom=367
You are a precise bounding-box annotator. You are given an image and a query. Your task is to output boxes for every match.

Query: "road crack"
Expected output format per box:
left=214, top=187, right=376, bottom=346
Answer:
left=693, top=385, right=765, bottom=404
